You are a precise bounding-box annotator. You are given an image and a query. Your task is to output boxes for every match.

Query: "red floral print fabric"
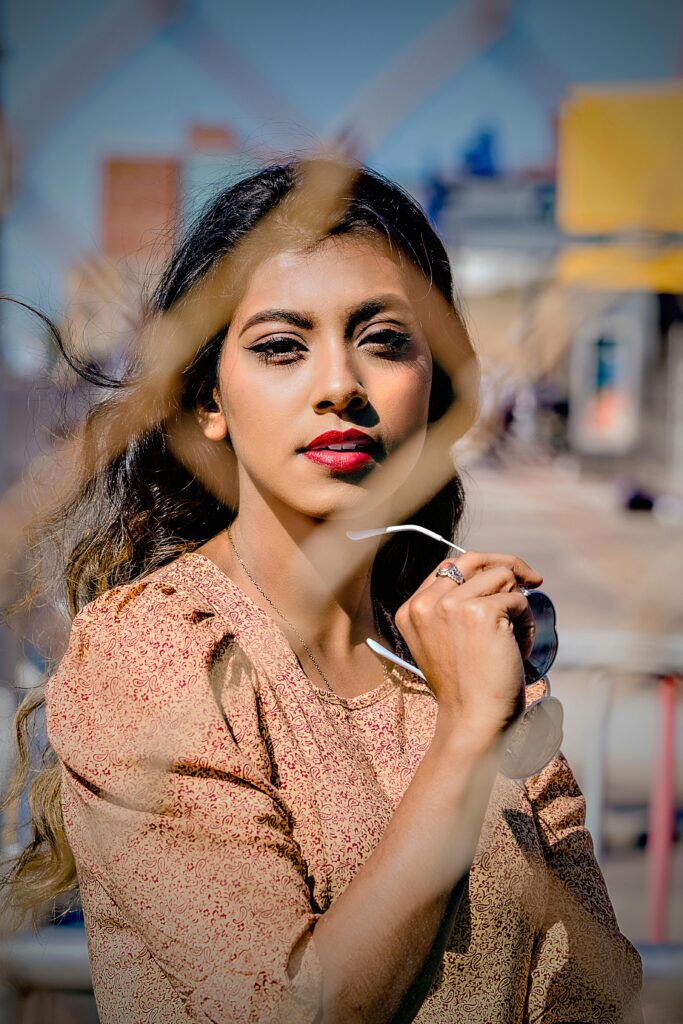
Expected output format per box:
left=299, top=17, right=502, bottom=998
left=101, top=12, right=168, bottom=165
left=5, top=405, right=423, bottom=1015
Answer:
left=45, top=552, right=642, bottom=1023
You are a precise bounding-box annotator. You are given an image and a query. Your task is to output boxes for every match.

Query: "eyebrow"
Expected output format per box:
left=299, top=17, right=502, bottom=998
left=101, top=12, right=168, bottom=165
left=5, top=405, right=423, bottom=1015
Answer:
left=343, top=300, right=387, bottom=340
left=239, top=295, right=408, bottom=340
left=239, top=309, right=313, bottom=335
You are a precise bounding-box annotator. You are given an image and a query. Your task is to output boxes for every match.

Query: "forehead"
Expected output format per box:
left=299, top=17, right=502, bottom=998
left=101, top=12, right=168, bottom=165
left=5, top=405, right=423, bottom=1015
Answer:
left=232, top=234, right=417, bottom=320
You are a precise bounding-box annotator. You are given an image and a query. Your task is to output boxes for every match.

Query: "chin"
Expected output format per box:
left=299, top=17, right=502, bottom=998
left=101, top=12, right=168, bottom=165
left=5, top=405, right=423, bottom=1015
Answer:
left=292, top=477, right=407, bottom=524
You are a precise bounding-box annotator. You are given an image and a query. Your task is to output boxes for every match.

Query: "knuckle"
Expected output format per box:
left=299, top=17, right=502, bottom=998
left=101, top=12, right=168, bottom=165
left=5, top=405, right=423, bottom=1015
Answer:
left=495, top=551, right=524, bottom=569
left=499, top=567, right=518, bottom=590
left=395, top=602, right=410, bottom=631
left=438, top=594, right=459, bottom=617
left=461, top=598, right=485, bottom=622
left=409, top=595, right=431, bottom=623
left=460, top=550, right=482, bottom=569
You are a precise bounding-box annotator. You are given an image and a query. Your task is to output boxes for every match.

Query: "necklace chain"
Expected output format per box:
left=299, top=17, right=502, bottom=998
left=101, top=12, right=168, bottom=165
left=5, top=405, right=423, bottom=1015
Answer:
left=226, top=526, right=388, bottom=695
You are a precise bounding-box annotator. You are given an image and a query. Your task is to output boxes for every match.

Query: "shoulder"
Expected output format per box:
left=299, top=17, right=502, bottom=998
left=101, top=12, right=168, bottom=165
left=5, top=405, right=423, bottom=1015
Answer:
left=46, top=558, right=271, bottom=791
left=523, top=751, right=586, bottom=850
left=57, top=555, right=239, bottom=676
left=71, top=554, right=217, bottom=630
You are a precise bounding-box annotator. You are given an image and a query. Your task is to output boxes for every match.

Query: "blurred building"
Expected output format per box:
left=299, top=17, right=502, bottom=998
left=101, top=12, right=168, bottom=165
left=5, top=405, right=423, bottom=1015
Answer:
left=63, top=126, right=262, bottom=375
left=425, top=83, right=683, bottom=495
left=1, top=4, right=683, bottom=1019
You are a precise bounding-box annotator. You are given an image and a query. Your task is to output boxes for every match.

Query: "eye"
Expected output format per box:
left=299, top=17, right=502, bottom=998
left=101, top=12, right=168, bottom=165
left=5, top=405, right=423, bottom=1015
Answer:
left=360, top=329, right=412, bottom=357
left=247, top=336, right=307, bottom=365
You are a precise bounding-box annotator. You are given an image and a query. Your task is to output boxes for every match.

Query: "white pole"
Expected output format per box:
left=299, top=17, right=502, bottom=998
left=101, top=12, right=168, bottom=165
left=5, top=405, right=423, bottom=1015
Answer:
left=583, top=670, right=613, bottom=862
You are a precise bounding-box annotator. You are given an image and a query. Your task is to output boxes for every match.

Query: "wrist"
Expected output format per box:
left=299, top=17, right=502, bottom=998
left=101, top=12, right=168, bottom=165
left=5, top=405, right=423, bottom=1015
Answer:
left=432, top=706, right=503, bottom=764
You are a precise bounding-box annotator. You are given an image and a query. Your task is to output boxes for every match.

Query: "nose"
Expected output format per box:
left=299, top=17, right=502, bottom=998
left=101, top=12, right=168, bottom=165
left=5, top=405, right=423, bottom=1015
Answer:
left=312, top=346, right=369, bottom=416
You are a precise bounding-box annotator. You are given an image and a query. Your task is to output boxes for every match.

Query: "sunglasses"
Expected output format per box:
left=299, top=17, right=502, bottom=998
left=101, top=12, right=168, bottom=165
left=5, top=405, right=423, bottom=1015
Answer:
left=347, top=523, right=564, bottom=780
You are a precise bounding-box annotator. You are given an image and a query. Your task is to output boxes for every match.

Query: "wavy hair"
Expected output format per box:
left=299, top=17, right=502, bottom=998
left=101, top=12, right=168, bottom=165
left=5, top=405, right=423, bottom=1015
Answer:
left=1, top=158, right=474, bottom=927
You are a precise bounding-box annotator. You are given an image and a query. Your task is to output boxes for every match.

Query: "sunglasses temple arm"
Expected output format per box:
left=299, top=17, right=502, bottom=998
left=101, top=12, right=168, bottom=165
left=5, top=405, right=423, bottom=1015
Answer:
left=347, top=524, right=467, bottom=556
left=351, top=524, right=466, bottom=683
left=366, top=638, right=427, bottom=682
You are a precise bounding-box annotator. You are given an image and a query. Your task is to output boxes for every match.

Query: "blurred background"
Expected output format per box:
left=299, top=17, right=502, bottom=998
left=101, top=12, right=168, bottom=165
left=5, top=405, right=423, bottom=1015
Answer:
left=0, top=0, right=682, bottom=1021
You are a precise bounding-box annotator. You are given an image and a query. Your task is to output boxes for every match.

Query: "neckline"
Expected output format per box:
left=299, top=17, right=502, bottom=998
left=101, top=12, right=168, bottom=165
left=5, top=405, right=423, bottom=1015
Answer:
left=179, top=550, right=407, bottom=710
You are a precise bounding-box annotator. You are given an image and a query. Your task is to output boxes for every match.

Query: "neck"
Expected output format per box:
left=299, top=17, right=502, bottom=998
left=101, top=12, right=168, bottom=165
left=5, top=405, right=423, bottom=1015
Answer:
left=226, top=486, right=387, bottom=656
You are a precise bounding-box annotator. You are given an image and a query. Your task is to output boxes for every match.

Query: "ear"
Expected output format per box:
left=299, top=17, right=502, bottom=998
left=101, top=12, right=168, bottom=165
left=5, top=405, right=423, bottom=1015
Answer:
left=195, top=387, right=229, bottom=442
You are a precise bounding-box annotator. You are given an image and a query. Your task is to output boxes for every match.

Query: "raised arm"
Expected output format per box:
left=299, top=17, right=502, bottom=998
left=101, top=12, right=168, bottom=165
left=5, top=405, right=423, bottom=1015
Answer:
left=47, top=548, right=542, bottom=1024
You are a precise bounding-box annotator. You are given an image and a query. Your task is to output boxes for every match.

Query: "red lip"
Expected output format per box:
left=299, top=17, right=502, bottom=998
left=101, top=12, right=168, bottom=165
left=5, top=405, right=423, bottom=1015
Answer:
left=304, top=429, right=375, bottom=450
left=303, top=450, right=373, bottom=471
left=301, top=429, right=378, bottom=473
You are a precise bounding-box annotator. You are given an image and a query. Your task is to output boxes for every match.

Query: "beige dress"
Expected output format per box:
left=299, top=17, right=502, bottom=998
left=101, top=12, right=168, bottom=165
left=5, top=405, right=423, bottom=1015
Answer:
left=45, top=551, right=642, bottom=1023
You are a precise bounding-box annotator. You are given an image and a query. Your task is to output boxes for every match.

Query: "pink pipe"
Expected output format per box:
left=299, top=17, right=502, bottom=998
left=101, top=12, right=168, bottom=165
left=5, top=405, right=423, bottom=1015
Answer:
left=646, top=675, right=679, bottom=943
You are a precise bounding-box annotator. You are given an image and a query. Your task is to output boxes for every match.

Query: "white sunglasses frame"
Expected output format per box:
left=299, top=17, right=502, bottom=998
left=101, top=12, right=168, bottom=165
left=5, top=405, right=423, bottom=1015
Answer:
left=348, top=524, right=467, bottom=680
left=348, top=523, right=563, bottom=780
left=348, top=523, right=549, bottom=684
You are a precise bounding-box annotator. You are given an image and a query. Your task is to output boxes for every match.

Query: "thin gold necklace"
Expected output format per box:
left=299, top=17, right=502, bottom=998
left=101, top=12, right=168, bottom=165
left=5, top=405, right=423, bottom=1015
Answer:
left=225, top=525, right=391, bottom=696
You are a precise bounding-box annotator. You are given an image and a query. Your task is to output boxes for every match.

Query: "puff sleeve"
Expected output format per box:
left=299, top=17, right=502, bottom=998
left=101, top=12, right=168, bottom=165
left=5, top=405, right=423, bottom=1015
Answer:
left=523, top=754, right=643, bottom=1024
left=45, top=579, right=323, bottom=1024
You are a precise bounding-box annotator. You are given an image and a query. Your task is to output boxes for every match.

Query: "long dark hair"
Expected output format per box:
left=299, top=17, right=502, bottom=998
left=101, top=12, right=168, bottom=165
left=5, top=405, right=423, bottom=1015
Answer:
left=2, top=158, right=475, bottom=922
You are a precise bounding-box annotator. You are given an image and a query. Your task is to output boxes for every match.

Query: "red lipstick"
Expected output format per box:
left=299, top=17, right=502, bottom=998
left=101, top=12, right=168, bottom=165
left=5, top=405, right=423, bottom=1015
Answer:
left=301, top=429, right=378, bottom=472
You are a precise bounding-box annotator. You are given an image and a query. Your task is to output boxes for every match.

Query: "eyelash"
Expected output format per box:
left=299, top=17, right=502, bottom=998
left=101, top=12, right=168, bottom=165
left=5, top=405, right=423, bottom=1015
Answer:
left=248, top=330, right=412, bottom=365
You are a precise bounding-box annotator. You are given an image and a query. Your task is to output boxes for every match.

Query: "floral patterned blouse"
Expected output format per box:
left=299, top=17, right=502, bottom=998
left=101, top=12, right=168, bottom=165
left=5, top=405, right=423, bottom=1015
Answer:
left=45, top=551, right=642, bottom=1024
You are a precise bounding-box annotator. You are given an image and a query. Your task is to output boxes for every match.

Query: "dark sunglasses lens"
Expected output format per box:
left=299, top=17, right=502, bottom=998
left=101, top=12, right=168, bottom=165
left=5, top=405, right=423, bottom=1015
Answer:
left=523, top=590, right=558, bottom=683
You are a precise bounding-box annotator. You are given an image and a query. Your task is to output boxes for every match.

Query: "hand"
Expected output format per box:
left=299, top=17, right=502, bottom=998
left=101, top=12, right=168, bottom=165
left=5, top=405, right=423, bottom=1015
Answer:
left=395, top=551, right=543, bottom=748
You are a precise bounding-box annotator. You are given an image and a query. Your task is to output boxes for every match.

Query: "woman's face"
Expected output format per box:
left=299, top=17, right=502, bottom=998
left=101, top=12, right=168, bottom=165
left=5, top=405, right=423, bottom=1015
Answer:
left=204, top=233, right=434, bottom=520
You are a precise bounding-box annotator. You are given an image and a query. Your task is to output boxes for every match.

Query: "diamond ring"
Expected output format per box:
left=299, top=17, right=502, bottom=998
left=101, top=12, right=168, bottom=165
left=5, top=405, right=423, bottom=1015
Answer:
left=435, top=562, right=465, bottom=585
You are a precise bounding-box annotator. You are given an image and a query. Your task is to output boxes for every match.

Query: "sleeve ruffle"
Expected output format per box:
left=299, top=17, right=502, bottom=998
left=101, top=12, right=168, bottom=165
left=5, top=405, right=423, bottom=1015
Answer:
left=523, top=754, right=643, bottom=1024
left=47, top=577, right=324, bottom=1024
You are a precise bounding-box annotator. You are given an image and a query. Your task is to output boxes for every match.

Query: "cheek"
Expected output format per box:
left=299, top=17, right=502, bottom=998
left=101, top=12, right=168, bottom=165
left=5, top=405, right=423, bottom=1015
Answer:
left=218, top=351, right=302, bottom=458
left=217, top=349, right=263, bottom=448
left=376, top=363, right=432, bottom=430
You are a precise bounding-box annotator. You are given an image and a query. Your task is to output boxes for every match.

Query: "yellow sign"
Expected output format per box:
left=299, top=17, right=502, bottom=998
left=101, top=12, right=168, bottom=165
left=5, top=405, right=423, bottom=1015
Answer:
left=556, top=243, right=683, bottom=292
left=557, top=81, right=683, bottom=235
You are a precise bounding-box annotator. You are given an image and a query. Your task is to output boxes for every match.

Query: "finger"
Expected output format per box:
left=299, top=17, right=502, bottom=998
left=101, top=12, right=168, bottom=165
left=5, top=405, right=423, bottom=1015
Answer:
left=439, top=564, right=519, bottom=599
left=455, top=551, right=542, bottom=588
left=405, top=573, right=532, bottom=626
left=482, top=590, right=536, bottom=658
left=411, top=549, right=541, bottom=600
left=411, top=555, right=468, bottom=596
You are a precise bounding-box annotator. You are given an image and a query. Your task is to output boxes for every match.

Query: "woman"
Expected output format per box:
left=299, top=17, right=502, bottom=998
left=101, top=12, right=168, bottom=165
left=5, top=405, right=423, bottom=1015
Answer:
left=3, top=160, right=641, bottom=1023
